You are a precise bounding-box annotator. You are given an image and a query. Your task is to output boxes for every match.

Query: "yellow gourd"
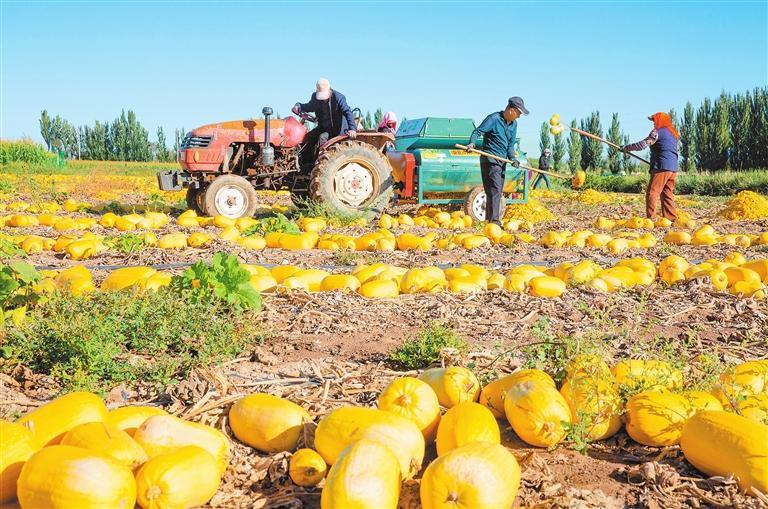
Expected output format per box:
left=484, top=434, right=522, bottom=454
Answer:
left=571, top=170, right=586, bottom=189
left=559, top=377, right=622, bottom=441
left=0, top=421, right=37, bottom=503
left=157, top=233, right=188, bottom=249
left=61, top=422, right=148, bottom=470
left=101, top=267, right=157, bottom=290
left=681, top=411, right=768, bottom=493
left=625, top=391, right=692, bottom=446
left=320, top=274, right=361, bottom=292
left=314, top=406, right=424, bottom=480
left=529, top=276, right=566, bottom=297
left=417, top=366, right=480, bottom=409
left=714, top=360, right=768, bottom=407
left=737, top=394, right=768, bottom=424
left=289, top=448, right=327, bottom=487
left=420, top=442, right=521, bottom=509
left=17, top=391, right=107, bottom=446
left=132, top=415, right=230, bottom=475
left=250, top=274, right=278, bottom=293
left=229, top=393, right=309, bottom=453
left=65, top=239, right=97, bottom=260
left=565, top=353, right=613, bottom=379
left=17, top=445, right=136, bottom=509
left=377, top=377, right=441, bottom=442
left=106, top=406, right=167, bottom=436
left=320, top=440, right=400, bottom=509
left=135, top=446, right=221, bottom=509
left=435, top=402, right=500, bottom=456
left=478, top=369, right=555, bottom=418
left=612, top=359, right=683, bottom=392
left=504, top=380, right=572, bottom=447
left=358, top=279, right=399, bottom=298
left=684, top=391, right=724, bottom=413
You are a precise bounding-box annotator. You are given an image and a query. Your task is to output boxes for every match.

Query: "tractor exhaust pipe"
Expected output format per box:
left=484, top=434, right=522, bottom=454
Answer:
left=261, top=106, right=275, bottom=166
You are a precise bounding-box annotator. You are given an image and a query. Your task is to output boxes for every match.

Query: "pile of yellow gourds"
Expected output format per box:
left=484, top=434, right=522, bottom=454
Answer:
left=30, top=253, right=768, bottom=301
left=2, top=392, right=228, bottom=509
left=4, top=358, right=766, bottom=508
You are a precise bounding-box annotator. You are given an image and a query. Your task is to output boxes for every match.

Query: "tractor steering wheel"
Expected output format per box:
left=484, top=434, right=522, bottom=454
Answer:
left=295, top=111, right=317, bottom=124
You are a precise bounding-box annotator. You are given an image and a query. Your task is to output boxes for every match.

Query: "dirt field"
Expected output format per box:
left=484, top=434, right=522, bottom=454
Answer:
left=2, top=184, right=767, bottom=508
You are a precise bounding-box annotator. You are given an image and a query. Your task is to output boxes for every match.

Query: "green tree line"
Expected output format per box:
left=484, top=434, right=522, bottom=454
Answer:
left=39, top=109, right=181, bottom=163
left=39, top=107, right=397, bottom=163
left=541, top=86, right=767, bottom=174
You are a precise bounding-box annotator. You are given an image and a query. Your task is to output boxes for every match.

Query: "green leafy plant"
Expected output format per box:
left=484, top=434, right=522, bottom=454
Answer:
left=562, top=411, right=594, bottom=455
left=104, top=233, right=145, bottom=255
left=0, top=238, right=25, bottom=260
left=521, top=318, right=584, bottom=384
left=243, top=213, right=299, bottom=237
left=0, top=262, right=41, bottom=310
left=389, top=322, right=468, bottom=369
left=171, top=252, right=261, bottom=312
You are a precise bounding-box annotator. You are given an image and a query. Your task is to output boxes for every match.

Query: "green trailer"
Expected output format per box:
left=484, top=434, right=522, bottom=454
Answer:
left=386, top=117, right=529, bottom=221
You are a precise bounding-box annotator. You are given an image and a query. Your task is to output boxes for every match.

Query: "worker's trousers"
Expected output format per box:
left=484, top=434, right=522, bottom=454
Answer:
left=301, top=128, right=330, bottom=167
left=646, top=170, right=677, bottom=221
left=480, top=158, right=505, bottom=224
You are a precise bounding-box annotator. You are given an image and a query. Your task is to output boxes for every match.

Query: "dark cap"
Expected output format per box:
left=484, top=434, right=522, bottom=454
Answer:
left=507, top=96, right=529, bottom=115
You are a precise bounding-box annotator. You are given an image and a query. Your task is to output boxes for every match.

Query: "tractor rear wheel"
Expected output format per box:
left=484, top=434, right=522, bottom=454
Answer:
left=309, top=141, right=393, bottom=219
left=201, top=174, right=258, bottom=219
left=463, top=185, right=506, bottom=223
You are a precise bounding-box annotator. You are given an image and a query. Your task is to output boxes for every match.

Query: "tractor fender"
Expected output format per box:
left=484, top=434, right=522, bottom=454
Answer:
left=320, top=132, right=395, bottom=153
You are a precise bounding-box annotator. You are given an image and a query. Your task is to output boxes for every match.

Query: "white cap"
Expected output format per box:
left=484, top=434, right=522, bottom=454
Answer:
left=316, top=78, right=331, bottom=100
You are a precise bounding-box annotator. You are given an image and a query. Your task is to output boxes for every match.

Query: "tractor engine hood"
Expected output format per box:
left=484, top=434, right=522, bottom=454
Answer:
left=186, top=116, right=307, bottom=148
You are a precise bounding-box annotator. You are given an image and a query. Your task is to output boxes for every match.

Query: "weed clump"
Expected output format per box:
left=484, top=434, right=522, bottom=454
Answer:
left=390, top=322, right=468, bottom=369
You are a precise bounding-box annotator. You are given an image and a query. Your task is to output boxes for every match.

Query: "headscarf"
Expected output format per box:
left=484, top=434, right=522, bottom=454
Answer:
left=649, top=112, right=679, bottom=139
left=378, top=111, right=398, bottom=132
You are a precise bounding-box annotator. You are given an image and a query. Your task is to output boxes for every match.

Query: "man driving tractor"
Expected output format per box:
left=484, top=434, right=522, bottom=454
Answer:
left=292, top=78, right=358, bottom=166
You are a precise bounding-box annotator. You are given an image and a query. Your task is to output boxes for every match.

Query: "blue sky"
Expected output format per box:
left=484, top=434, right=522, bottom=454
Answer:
left=1, top=0, right=766, bottom=156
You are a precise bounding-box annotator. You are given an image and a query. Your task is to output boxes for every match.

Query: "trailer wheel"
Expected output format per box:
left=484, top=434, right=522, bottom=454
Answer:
left=202, top=175, right=258, bottom=219
left=463, top=186, right=506, bottom=223
left=185, top=187, right=205, bottom=214
left=309, top=141, right=393, bottom=219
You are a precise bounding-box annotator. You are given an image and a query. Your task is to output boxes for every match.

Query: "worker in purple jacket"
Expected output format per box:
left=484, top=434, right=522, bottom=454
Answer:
left=622, top=112, right=679, bottom=220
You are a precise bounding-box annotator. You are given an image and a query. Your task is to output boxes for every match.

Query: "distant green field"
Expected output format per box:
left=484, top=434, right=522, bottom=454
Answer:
left=583, top=169, right=768, bottom=196
left=1, top=159, right=178, bottom=176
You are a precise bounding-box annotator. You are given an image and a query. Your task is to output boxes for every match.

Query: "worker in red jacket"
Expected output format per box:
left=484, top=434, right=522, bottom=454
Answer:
left=622, top=112, right=679, bottom=221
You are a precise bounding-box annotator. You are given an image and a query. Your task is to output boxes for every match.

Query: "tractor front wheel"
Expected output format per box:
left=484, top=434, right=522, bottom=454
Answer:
left=309, top=141, right=393, bottom=219
left=201, top=175, right=258, bottom=219
left=463, top=186, right=506, bottom=223
left=185, top=187, right=205, bottom=214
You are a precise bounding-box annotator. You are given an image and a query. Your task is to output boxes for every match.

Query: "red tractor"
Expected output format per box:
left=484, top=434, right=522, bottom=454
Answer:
left=157, top=107, right=395, bottom=219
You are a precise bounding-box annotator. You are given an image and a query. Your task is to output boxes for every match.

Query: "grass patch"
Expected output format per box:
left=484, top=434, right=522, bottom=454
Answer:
left=293, top=197, right=365, bottom=226
left=584, top=169, right=768, bottom=196
left=520, top=318, right=583, bottom=384
left=1, top=289, right=265, bottom=393
left=104, top=233, right=146, bottom=255
left=1, top=159, right=177, bottom=176
left=243, top=213, right=299, bottom=236
left=389, top=322, right=468, bottom=369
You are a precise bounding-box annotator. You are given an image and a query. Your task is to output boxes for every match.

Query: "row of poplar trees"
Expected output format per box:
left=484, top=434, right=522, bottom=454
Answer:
left=539, top=86, right=767, bottom=173
left=39, top=110, right=182, bottom=163
left=38, top=108, right=394, bottom=163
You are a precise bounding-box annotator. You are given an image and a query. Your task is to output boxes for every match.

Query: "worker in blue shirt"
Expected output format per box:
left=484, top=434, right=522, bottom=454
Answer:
left=466, top=96, right=529, bottom=224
